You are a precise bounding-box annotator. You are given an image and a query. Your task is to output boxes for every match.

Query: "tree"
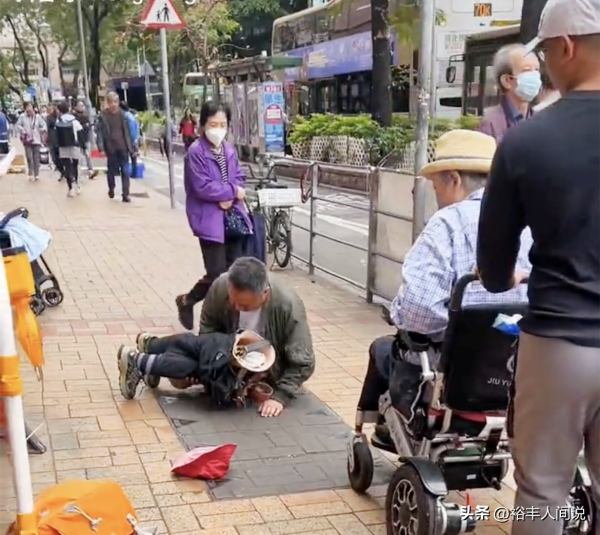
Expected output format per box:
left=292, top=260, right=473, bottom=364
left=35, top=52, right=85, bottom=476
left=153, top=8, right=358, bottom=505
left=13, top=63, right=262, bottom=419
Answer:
left=371, top=0, right=393, bottom=126
left=520, top=0, right=549, bottom=43
left=229, top=0, right=309, bottom=54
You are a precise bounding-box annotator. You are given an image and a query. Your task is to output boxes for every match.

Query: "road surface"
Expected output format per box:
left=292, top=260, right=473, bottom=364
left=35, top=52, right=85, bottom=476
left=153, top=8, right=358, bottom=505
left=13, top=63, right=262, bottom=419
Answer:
left=142, top=153, right=371, bottom=289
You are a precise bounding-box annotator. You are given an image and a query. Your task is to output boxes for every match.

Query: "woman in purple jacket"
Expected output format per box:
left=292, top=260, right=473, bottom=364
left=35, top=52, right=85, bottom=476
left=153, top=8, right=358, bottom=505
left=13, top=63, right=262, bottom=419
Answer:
left=176, top=102, right=252, bottom=330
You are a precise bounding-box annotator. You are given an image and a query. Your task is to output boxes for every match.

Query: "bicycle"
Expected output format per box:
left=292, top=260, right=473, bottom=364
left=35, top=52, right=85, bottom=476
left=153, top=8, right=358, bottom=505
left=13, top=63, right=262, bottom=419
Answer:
left=245, top=157, right=309, bottom=269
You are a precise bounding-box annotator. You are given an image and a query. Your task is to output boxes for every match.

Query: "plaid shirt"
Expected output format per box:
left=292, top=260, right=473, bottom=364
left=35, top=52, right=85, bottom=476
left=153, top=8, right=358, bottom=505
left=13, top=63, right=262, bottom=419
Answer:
left=391, top=188, right=533, bottom=341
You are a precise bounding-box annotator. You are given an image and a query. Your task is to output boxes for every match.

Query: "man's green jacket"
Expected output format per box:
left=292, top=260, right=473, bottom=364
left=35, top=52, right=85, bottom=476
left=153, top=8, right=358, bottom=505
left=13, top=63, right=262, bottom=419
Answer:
left=200, top=273, right=315, bottom=405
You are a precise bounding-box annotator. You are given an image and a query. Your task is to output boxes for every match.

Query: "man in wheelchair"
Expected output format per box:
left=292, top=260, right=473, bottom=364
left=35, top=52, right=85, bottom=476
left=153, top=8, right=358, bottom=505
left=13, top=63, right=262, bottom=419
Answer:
left=364, top=130, right=532, bottom=451
left=347, top=131, right=541, bottom=533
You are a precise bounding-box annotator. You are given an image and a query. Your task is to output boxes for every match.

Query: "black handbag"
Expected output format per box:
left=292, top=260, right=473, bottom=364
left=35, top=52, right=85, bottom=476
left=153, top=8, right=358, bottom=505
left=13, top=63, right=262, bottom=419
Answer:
left=224, top=207, right=251, bottom=239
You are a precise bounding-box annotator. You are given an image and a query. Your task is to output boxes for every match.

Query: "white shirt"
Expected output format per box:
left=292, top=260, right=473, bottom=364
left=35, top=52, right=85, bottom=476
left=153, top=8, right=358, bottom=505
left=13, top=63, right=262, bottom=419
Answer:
left=238, top=309, right=263, bottom=333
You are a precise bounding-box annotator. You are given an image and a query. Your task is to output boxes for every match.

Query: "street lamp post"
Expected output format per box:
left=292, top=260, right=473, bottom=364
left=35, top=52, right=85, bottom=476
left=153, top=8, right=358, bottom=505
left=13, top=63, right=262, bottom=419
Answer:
left=76, top=0, right=91, bottom=111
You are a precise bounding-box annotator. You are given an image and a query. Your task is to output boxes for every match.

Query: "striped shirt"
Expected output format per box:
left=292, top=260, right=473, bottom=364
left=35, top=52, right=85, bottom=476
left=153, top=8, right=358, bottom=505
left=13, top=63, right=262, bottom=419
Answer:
left=213, top=148, right=228, bottom=182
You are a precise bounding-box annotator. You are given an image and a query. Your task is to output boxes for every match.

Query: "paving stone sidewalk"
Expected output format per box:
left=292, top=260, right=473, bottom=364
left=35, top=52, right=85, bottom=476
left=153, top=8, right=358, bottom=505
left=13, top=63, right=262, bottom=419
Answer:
left=0, top=169, right=514, bottom=534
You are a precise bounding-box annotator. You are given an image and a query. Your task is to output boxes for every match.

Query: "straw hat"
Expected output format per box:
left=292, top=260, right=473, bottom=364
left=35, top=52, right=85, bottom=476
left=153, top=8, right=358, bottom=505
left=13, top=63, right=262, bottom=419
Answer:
left=419, top=129, right=496, bottom=179
left=232, top=330, right=276, bottom=373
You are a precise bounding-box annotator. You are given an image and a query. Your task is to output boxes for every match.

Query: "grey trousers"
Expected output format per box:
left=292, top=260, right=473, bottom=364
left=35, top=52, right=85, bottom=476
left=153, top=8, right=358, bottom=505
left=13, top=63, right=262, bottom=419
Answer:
left=511, top=332, right=600, bottom=535
left=24, top=144, right=41, bottom=177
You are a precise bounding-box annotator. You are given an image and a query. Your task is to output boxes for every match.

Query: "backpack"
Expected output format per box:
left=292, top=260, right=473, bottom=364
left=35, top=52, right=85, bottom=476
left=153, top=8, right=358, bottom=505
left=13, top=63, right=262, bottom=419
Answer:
left=6, top=480, right=152, bottom=535
left=55, top=117, right=77, bottom=148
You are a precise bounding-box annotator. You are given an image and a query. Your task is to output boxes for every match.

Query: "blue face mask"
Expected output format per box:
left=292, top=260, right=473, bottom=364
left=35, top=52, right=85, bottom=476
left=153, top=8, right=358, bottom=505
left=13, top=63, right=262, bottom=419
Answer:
left=515, top=71, right=542, bottom=102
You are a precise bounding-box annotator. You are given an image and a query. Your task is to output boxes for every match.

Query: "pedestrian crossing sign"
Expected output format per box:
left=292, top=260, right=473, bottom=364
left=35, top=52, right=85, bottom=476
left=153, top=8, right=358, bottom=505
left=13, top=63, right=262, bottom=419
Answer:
left=140, top=0, right=185, bottom=30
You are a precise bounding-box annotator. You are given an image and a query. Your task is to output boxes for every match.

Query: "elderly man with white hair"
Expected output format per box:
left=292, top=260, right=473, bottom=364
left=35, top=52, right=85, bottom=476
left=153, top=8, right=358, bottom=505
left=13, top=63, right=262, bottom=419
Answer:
left=359, top=129, right=533, bottom=449
left=479, top=43, right=541, bottom=141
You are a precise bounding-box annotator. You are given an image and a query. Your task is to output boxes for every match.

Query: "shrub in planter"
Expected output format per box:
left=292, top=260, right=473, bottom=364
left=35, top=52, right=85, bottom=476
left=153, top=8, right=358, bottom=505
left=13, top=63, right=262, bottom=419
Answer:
left=457, top=114, right=482, bottom=130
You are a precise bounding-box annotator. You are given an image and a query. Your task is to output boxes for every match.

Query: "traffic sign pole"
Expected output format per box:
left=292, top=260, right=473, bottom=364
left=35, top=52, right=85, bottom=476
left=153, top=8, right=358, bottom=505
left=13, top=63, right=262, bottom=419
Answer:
left=141, top=0, right=184, bottom=210
left=160, top=28, right=176, bottom=209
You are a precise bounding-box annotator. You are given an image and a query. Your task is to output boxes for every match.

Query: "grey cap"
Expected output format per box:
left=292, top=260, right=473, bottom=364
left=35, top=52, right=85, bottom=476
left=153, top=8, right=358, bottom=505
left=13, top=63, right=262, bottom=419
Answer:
left=525, top=0, right=600, bottom=52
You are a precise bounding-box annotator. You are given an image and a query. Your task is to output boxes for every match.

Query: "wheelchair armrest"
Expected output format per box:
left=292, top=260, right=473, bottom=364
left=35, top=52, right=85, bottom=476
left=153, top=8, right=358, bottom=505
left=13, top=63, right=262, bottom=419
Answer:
left=399, top=330, right=432, bottom=353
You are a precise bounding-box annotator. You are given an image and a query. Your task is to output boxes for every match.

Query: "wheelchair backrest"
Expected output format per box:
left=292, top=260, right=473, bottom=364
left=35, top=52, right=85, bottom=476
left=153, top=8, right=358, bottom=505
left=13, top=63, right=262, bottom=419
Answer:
left=439, top=303, right=527, bottom=413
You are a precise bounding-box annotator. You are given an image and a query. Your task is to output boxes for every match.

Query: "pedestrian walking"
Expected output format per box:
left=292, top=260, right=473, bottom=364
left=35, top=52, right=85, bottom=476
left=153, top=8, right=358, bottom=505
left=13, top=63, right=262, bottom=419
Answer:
left=175, top=102, right=252, bottom=331
left=96, top=91, right=134, bottom=202
left=73, top=100, right=98, bottom=179
left=120, top=101, right=140, bottom=178
left=477, top=1, right=600, bottom=534
left=479, top=43, right=541, bottom=142
left=55, top=100, right=82, bottom=197
left=45, top=104, right=66, bottom=181
left=179, top=108, right=197, bottom=151
left=16, top=101, right=47, bottom=181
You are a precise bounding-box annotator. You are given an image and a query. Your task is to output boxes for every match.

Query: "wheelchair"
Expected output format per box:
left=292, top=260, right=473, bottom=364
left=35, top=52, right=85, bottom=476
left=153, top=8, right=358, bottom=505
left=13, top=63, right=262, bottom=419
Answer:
left=347, top=273, right=596, bottom=535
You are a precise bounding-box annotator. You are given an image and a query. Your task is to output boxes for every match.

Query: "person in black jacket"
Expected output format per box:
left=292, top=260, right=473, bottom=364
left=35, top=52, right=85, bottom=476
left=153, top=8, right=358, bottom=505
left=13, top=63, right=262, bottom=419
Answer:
left=45, top=104, right=65, bottom=181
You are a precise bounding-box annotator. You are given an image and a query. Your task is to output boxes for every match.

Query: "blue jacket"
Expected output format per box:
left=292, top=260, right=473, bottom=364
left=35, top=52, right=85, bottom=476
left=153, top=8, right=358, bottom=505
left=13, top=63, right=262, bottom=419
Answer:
left=0, top=112, right=8, bottom=144
left=124, top=111, right=140, bottom=143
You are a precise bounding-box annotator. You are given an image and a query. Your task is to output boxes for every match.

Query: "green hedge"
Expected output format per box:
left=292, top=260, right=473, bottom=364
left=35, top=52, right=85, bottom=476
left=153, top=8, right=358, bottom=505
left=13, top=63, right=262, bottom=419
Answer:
left=288, top=113, right=482, bottom=164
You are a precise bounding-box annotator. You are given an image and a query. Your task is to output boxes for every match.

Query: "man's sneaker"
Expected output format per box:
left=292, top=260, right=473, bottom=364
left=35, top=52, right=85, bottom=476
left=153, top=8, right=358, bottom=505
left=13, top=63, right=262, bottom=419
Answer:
left=34, top=176, right=40, bottom=181
left=67, top=189, right=75, bottom=198
left=108, top=190, right=115, bottom=199
left=175, top=294, right=194, bottom=331
left=135, top=333, right=160, bottom=388
left=89, top=170, right=98, bottom=179
left=117, top=345, right=142, bottom=400
left=28, top=176, right=34, bottom=182
left=75, top=183, right=82, bottom=195
left=122, top=196, right=131, bottom=203
left=136, top=332, right=157, bottom=353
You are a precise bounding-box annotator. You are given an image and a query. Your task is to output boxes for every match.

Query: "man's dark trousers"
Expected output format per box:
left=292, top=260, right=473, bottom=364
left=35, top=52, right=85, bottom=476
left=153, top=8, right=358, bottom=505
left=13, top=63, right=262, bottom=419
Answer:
left=106, top=149, right=130, bottom=198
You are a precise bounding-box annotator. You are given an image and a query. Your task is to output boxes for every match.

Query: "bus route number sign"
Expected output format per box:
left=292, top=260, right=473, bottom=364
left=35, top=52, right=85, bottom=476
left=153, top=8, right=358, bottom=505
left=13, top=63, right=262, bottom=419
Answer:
left=474, top=3, right=492, bottom=17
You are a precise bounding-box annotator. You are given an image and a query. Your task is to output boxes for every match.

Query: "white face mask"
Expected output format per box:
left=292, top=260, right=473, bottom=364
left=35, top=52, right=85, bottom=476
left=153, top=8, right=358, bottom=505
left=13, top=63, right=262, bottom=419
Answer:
left=205, top=127, right=227, bottom=147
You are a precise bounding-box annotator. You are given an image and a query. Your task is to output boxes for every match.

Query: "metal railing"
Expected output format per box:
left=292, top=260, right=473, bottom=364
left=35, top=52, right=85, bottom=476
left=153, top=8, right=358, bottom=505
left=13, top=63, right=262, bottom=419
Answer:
left=259, top=157, right=437, bottom=304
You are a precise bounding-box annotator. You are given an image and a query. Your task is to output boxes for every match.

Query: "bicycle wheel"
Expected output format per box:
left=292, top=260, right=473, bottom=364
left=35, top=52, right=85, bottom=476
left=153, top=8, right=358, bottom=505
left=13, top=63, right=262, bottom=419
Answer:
left=271, top=211, right=292, bottom=268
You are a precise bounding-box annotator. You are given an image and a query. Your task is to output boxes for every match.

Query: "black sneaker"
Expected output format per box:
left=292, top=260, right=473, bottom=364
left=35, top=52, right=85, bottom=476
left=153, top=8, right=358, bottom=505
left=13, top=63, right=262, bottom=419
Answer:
left=108, top=190, right=115, bottom=199
left=175, top=294, right=194, bottom=331
left=117, top=345, right=142, bottom=400
left=122, top=196, right=131, bottom=203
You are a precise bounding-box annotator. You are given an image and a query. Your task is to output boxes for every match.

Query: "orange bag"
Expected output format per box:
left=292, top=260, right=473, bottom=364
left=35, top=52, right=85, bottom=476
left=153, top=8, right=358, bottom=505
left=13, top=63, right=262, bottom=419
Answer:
left=10, top=480, right=147, bottom=535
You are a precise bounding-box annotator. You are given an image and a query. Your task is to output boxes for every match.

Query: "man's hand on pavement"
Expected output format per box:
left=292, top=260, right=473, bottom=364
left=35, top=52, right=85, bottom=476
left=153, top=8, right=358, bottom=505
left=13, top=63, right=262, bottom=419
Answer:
left=258, top=399, right=283, bottom=418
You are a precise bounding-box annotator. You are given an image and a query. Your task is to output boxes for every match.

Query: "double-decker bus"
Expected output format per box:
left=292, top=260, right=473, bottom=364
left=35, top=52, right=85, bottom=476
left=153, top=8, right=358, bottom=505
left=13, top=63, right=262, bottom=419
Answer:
left=458, top=24, right=521, bottom=115
left=272, top=0, right=523, bottom=118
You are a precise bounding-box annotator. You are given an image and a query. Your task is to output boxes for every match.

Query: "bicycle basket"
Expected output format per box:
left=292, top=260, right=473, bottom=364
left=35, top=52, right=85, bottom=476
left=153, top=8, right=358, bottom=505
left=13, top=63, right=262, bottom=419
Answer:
left=257, top=188, right=302, bottom=207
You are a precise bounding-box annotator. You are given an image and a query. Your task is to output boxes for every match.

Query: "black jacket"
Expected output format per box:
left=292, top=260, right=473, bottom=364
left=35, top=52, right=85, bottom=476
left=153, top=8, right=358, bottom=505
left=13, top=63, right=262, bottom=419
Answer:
left=74, top=111, right=90, bottom=147
left=46, top=115, right=58, bottom=148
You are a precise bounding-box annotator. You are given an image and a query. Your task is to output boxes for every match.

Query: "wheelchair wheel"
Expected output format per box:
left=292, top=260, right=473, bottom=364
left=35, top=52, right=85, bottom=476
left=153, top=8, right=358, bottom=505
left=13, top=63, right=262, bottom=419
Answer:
left=347, top=440, right=374, bottom=494
left=272, top=211, right=292, bottom=268
left=41, top=287, right=64, bottom=307
left=30, top=295, right=45, bottom=316
left=565, top=483, right=596, bottom=535
left=145, top=374, right=160, bottom=389
left=386, top=464, right=439, bottom=535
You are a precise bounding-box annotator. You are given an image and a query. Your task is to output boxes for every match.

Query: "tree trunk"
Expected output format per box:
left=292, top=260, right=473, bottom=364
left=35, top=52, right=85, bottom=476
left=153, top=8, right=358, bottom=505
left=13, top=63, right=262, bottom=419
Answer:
left=371, top=0, right=393, bottom=126
left=520, top=0, right=550, bottom=43
left=89, top=24, right=102, bottom=107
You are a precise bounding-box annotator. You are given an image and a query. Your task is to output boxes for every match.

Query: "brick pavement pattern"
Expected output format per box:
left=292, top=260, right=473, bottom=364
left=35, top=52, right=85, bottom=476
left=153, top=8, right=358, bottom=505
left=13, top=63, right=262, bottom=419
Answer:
left=0, top=170, right=516, bottom=534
